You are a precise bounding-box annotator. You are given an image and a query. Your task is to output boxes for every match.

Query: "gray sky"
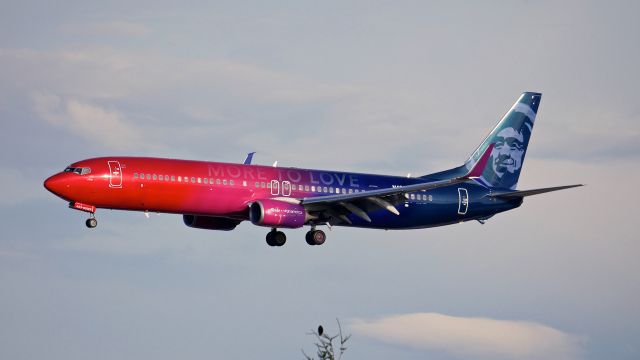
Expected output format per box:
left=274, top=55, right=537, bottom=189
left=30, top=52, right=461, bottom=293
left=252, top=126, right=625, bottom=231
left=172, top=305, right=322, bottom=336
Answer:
left=1, top=1, right=639, bottom=359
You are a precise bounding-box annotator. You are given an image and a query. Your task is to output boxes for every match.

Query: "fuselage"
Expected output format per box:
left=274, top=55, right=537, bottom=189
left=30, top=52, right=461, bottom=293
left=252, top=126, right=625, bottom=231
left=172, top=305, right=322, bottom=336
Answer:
left=44, top=156, right=520, bottom=230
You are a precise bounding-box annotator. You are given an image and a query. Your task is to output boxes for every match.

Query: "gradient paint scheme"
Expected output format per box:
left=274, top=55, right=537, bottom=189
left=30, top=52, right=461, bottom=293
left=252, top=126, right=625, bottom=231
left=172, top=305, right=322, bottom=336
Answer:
left=43, top=92, right=578, bottom=238
left=44, top=155, right=518, bottom=229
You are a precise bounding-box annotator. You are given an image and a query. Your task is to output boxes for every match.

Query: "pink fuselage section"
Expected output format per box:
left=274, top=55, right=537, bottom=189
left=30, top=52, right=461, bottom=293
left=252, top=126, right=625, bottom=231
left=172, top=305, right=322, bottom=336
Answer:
left=45, top=157, right=397, bottom=220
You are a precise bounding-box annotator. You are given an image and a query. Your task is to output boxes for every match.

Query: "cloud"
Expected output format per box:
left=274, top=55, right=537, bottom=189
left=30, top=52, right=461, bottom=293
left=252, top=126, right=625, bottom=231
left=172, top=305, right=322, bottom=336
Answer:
left=31, top=92, right=145, bottom=151
left=59, top=21, right=152, bottom=38
left=350, top=313, right=583, bottom=360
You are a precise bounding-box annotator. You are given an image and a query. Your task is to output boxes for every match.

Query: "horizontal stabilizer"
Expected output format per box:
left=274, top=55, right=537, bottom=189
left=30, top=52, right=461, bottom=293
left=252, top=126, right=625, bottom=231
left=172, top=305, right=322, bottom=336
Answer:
left=490, top=184, right=583, bottom=199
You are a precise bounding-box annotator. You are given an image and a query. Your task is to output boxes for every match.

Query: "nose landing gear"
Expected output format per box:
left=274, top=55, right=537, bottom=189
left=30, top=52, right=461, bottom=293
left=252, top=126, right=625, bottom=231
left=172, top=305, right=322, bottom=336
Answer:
left=85, top=214, right=97, bottom=228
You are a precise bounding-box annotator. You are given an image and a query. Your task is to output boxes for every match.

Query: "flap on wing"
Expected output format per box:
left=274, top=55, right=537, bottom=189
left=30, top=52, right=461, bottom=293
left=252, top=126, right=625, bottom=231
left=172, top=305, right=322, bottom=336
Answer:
left=489, top=184, right=583, bottom=199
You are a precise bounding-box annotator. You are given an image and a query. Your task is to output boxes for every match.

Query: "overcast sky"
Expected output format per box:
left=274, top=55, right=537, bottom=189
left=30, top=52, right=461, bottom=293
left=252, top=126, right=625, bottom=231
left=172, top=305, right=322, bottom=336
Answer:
left=1, top=1, right=639, bottom=359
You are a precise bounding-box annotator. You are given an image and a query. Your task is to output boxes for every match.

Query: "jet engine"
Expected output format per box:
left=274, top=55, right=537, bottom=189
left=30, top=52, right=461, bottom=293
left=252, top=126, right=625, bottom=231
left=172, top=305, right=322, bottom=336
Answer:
left=183, top=215, right=241, bottom=231
left=249, top=199, right=307, bottom=228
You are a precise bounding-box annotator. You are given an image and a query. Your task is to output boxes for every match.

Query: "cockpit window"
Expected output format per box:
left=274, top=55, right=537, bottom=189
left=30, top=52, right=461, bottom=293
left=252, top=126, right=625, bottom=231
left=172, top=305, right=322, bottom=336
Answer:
left=64, top=167, right=91, bottom=175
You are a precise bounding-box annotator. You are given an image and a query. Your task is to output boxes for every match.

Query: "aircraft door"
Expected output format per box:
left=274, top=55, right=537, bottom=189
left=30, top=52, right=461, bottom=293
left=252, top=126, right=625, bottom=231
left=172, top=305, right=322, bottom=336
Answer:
left=270, top=180, right=280, bottom=195
left=282, top=181, right=291, bottom=196
left=108, top=161, right=123, bottom=188
left=457, top=188, right=468, bottom=215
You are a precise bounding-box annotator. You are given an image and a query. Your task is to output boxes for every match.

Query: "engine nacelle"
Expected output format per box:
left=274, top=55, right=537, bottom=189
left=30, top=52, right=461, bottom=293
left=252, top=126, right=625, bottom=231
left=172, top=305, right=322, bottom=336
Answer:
left=183, top=215, right=241, bottom=231
left=249, top=199, right=307, bottom=228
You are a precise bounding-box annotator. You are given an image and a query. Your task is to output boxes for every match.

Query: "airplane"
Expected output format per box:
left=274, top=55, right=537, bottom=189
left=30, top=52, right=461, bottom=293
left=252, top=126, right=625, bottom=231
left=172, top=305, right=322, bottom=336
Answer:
left=44, top=92, right=581, bottom=247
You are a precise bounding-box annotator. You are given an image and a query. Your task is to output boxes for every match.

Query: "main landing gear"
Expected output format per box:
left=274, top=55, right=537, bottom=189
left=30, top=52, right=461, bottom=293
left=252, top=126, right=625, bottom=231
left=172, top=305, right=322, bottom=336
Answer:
left=266, top=228, right=287, bottom=247
left=264, top=227, right=327, bottom=247
left=85, top=214, right=97, bottom=229
left=306, top=228, right=326, bottom=246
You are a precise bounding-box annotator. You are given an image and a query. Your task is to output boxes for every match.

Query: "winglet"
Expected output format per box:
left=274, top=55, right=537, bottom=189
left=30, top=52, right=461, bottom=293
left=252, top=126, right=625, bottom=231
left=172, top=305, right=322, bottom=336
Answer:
left=467, top=143, right=494, bottom=178
left=243, top=152, right=256, bottom=165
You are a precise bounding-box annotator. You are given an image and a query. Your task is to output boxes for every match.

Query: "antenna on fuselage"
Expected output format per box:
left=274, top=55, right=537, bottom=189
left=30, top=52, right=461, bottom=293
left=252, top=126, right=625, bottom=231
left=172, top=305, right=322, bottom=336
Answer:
left=272, top=161, right=278, bottom=167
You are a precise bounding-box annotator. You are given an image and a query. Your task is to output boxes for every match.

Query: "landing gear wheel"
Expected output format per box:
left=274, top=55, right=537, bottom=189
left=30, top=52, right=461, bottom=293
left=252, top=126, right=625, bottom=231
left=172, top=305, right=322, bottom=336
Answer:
left=305, top=231, right=315, bottom=245
left=312, top=230, right=326, bottom=245
left=273, top=231, right=286, bottom=247
left=306, top=230, right=326, bottom=246
left=85, top=218, right=97, bottom=228
left=266, top=231, right=276, bottom=246
left=266, top=230, right=286, bottom=247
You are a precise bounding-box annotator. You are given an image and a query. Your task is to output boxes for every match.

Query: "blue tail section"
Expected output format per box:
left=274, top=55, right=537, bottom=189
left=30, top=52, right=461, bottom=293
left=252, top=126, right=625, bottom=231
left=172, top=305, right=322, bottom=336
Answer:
left=420, top=92, right=541, bottom=190
left=465, top=92, right=541, bottom=189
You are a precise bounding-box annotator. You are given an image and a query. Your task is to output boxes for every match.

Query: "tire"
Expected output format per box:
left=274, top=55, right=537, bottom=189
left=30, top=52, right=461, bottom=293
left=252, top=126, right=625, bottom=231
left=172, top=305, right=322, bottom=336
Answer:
left=86, top=218, right=97, bottom=228
left=312, top=230, right=326, bottom=245
left=305, top=231, right=315, bottom=246
left=273, top=231, right=286, bottom=246
left=266, top=232, right=276, bottom=246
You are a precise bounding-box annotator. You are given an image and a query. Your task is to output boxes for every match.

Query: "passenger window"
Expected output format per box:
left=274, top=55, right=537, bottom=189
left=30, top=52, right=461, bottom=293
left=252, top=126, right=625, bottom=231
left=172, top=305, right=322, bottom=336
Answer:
left=197, top=177, right=202, bottom=183
left=171, top=176, right=175, bottom=181
left=204, top=178, right=208, bottom=184
left=261, top=182, right=266, bottom=188
left=223, top=179, right=228, bottom=185
left=242, top=181, right=247, bottom=187
left=311, top=186, right=316, bottom=192
left=323, top=187, right=328, bottom=193
left=230, top=180, right=235, bottom=186
left=255, top=182, right=260, bottom=187
left=304, top=185, right=309, bottom=191
left=191, top=177, right=195, bottom=183
left=178, top=176, right=182, bottom=182
left=329, top=187, right=334, bottom=193
left=349, top=189, right=353, bottom=194
left=134, top=173, right=138, bottom=179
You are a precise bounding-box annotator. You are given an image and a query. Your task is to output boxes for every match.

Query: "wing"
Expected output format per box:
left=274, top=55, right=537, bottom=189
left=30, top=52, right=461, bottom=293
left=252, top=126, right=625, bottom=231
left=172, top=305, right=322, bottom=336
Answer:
left=296, top=144, right=495, bottom=224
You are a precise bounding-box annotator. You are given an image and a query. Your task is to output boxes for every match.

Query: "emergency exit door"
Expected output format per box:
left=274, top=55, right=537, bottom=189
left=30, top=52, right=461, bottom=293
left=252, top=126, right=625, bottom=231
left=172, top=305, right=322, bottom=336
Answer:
left=458, top=188, right=468, bottom=215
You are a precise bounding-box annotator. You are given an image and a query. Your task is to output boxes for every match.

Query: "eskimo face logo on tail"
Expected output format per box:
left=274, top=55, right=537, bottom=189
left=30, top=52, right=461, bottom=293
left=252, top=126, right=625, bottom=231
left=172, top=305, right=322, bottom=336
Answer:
left=492, top=127, right=526, bottom=177
left=481, top=101, right=535, bottom=189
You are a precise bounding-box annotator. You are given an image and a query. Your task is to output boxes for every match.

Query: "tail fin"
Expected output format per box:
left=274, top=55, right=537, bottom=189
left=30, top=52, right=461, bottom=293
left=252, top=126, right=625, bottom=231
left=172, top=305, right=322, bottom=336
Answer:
left=465, top=92, right=541, bottom=190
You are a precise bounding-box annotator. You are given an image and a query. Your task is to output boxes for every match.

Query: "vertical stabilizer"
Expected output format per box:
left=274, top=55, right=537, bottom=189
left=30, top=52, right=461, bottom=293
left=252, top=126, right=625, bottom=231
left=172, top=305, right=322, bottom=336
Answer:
left=465, top=92, right=541, bottom=190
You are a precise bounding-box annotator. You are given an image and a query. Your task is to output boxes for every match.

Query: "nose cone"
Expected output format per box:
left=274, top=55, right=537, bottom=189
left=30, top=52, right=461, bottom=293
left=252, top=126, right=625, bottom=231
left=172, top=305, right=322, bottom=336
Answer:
left=44, top=173, right=68, bottom=197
